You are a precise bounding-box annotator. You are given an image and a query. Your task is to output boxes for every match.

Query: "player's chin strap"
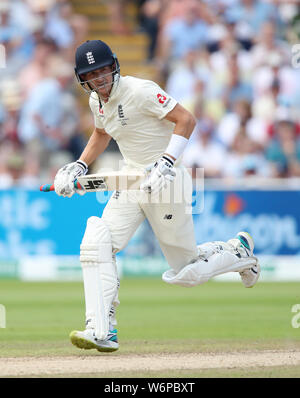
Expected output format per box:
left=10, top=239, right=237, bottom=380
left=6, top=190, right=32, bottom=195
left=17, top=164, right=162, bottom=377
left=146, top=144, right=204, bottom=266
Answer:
left=96, top=71, right=120, bottom=107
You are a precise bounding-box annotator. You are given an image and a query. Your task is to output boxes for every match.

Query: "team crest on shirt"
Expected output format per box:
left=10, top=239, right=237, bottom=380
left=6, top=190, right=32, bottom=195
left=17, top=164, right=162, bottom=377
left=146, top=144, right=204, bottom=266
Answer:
left=117, top=104, right=129, bottom=126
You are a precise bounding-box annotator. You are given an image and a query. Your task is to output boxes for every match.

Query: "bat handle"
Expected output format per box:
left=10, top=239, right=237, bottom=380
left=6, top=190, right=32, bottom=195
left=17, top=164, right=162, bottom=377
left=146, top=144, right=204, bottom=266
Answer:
left=40, top=184, right=54, bottom=192
left=39, top=179, right=83, bottom=192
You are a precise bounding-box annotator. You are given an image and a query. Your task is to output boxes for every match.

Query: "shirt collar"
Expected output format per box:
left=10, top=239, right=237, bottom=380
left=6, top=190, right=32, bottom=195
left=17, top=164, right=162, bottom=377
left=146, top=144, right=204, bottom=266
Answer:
left=104, top=74, right=123, bottom=104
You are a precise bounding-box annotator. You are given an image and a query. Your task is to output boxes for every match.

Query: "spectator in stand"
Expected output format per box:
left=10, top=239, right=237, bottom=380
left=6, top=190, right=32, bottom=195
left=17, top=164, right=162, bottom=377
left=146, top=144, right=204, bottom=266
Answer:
left=0, top=2, right=20, bottom=43
left=223, top=129, right=271, bottom=178
left=205, top=11, right=230, bottom=53
left=183, top=99, right=226, bottom=178
left=0, top=2, right=30, bottom=79
left=266, top=119, right=300, bottom=177
left=11, top=0, right=51, bottom=37
left=0, top=80, right=23, bottom=148
left=21, top=0, right=56, bottom=59
left=103, top=0, right=157, bottom=37
left=18, top=38, right=57, bottom=99
left=222, top=52, right=253, bottom=111
left=10, top=0, right=35, bottom=36
left=209, top=28, right=253, bottom=84
left=217, top=99, right=268, bottom=148
left=0, top=145, right=42, bottom=188
left=224, top=0, right=281, bottom=38
left=183, top=118, right=226, bottom=178
left=251, top=20, right=290, bottom=69
left=0, top=149, right=24, bottom=188
left=45, top=0, right=74, bottom=49
left=165, top=50, right=208, bottom=104
left=252, top=76, right=281, bottom=123
left=69, top=13, right=89, bottom=50
left=170, top=48, right=226, bottom=121
left=266, top=106, right=300, bottom=140
left=253, top=51, right=299, bottom=120
left=17, top=57, right=78, bottom=165
left=18, top=150, right=42, bottom=188
left=104, top=0, right=132, bottom=35
left=139, top=0, right=162, bottom=61
left=157, top=0, right=208, bottom=74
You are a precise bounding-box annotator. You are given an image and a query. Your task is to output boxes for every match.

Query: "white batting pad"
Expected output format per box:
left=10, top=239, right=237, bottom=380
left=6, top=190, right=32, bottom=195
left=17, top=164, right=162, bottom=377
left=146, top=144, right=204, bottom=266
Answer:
left=80, top=216, right=118, bottom=339
left=162, top=249, right=257, bottom=288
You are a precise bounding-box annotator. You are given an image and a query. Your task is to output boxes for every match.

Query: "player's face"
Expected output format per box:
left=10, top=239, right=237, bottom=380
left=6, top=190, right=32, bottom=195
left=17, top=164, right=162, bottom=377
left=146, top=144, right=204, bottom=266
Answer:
left=81, top=66, right=113, bottom=100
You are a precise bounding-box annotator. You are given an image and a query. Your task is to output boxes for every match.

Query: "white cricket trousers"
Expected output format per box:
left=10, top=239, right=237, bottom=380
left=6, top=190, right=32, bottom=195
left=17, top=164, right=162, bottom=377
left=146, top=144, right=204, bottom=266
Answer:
left=101, top=164, right=198, bottom=273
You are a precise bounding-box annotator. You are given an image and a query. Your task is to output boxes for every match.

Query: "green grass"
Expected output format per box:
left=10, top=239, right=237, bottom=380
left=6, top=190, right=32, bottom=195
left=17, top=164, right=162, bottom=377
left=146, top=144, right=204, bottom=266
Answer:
left=0, top=279, right=299, bottom=358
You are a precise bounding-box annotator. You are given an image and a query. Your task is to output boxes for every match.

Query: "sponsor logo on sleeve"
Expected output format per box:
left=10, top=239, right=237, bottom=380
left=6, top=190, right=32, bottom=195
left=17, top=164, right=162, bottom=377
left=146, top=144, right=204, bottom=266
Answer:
left=157, top=93, right=171, bottom=108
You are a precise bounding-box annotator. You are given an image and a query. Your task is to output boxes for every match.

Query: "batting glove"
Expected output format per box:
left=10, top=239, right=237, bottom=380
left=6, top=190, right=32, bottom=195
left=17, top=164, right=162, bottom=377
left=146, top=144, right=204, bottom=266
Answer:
left=54, top=160, right=88, bottom=198
left=140, top=155, right=176, bottom=195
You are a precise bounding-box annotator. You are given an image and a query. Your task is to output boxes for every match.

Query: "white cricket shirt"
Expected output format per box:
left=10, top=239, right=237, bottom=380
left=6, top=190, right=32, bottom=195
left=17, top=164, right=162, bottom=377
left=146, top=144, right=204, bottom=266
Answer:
left=89, top=76, right=178, bottom=167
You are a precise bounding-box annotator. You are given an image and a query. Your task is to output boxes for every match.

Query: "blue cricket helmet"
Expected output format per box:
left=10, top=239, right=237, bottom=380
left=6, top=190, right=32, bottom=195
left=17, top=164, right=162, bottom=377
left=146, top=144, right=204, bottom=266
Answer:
left=74, top=40, right=120, bottom=93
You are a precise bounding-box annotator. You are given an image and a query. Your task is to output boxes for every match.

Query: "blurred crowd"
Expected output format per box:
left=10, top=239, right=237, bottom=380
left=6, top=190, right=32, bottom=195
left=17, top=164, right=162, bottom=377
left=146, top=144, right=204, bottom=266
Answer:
left=138, top=0, right=300, bottom=179
left=0, top=0, right=299, bottom=188
left=0, top=0, right=91, bottom=188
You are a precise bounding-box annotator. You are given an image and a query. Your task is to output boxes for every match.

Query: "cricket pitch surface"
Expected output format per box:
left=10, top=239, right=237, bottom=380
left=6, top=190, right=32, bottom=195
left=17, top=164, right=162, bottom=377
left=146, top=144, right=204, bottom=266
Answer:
left=1, top=280, right=300, bottom=377
left=1, top=351, right=300, bottom=377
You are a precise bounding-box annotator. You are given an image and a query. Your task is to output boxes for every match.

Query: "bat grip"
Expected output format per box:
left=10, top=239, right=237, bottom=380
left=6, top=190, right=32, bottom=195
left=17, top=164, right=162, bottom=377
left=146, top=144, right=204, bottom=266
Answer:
left=40, top=179, right=83, bottom=192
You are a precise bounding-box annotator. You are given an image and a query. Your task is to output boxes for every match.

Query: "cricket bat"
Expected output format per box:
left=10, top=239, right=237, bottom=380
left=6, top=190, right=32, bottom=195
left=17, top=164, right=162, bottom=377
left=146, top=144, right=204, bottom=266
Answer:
left=40, top=170, right=146, bottom=193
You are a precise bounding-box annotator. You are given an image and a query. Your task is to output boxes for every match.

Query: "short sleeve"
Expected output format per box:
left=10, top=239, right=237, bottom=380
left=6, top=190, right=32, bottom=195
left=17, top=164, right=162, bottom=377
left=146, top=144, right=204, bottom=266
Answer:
left=89, top=92, right=104, bottom=129
left=134, top=80, right=177, bottom=120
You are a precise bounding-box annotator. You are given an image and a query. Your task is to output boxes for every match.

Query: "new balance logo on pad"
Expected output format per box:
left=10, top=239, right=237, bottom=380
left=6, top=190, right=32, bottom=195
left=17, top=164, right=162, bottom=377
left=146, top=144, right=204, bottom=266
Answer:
left=164, top=214, right=173, bottom=220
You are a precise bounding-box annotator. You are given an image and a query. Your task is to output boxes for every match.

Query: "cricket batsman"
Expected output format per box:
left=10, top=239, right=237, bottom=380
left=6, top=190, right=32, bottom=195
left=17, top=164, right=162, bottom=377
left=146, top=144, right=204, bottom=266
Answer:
left=53, top=40, right=260, bottom=352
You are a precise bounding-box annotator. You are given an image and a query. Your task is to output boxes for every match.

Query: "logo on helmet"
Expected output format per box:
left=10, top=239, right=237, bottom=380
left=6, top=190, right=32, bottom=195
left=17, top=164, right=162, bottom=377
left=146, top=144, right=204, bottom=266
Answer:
left=86, top=52, right=95, bottom=65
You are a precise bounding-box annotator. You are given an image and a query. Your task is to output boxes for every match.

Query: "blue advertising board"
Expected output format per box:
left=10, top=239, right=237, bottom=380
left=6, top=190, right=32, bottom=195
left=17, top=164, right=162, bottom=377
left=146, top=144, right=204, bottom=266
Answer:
left=0, top=190, right=108, bottom=258
left=193, top=190, right=300, bottom=255
left=0, top=188, right=300, bottom=260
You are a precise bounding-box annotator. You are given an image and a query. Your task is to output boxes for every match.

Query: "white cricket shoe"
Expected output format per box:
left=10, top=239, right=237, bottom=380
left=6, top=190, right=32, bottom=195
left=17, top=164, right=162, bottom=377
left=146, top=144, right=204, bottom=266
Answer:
left=228, top=232, right=260, bottom=288
left=70, top=328, right=119, bottom=353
